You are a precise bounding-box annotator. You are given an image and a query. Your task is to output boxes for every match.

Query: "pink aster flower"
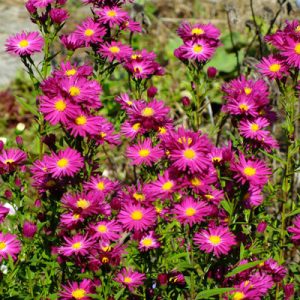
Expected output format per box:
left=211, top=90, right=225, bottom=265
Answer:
left=231, top=154, right=271, bottom=186
left=177, top=22, right=221, bottom=42
left=173, top=197, right=210, bottom=226
left=0, top=148, right=27, bottom=173
left=144, top=171, right=178, bottom=200
left=6, top=31, right=44, bottom=56
left=60, top=279, right=95, bottom=300
left=98, top=41, right=132, bottom=62
left=193, top=226, right=236, bottom=257
left=0, top=232, right=21, bottom=262
left=139, top=231, right=160, bottom=251
left=118, top=204, right=156, bottom=231
left=223, top=96, right=259, bottom=117
left=59, top=234, right=95, bottom=256
left=84, top=175, right=118, bottom=198
left=114, top=268, right=146, bottom=291
left=54, top=62, right=93, bottom=78
left=74, top=18, right=106, bottom=47
left=261, top=258, right=287, bottom=282
left=96, top=6, right=128, bottom=27
left=281, top=37, right=300, bottom=68
left=60, top=33, right=83, bottom=51
left=121, top=121, right=144, bottom=140
left=257, top=55, right=288, bottom=80
left=60, top=212, right=84, bottom=229
left=288, top=215, right=300, bottom=244
left=66, top=113, right=101, bottom=137
left=0, top=205, right=9, bottom=223
left=46, top=148, right=84, bottom=178
left=49, top=8, right=69, bottom=24
left=39, top=95, right=79, bottom=125
left=176, top=39, right=215, bottom=62
left=126, top=139, right=164, bottom=166
left=239, top=117, right=270, bottom=140
left=90, top=220, right=122, bottom=242
left=31, top=0, right=54, bottom=8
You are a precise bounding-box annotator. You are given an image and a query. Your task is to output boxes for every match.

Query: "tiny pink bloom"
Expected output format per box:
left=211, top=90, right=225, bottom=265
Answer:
left=139, top=231, right=160, bottom=251
left=239, top=117, right=270, bottom=140
left=114, top=268, right=146, bottom=291
left=257, top=55, right=288, bottom=80
left=46, top=148, right=84, bottom=178
left=0, top=232, right=21, bottom=262
left=0, top=205, right=9, bottom=223
left=0, top=149, right=27, bottom=173
left=23, top=221, right=37, bottom=238
left=84, top=175, right=118, bottom=198
left=288, top=215, right=300, bottom=244
left=193, top=226, right=236, bottom=257
left=90, top=220, right=122, bottom=242
left=98, top=41, right=132, bottom=62
left=59, top=234, right=95, bottom=256
left=173, top=197, right=211, bottom=226
left=6, top=31, right=44, bottom=56
left=96, top=6, right=128, bottom=27
left=118, top=204, right=156, bottom=231
left=126, top=139, right=164, bottom=166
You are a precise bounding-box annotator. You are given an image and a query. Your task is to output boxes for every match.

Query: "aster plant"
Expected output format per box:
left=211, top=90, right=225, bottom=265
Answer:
left=0, top=0, right=300, bottom=299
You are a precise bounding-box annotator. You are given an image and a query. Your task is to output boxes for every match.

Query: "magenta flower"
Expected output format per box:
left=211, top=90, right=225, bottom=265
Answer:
left=0, top=149, right=27, bottom=172
left=60, top=212, right=84, bottom=229
left=6, top=31, right=44, bottom=56
left=84, top=175, right=118, bottom=198
left=0, top=205, right=9, bottom=223
left=193, top=226, right=236, bottom=257
left=288, top=215, right=300, bottom=244
left=74, top=18, right=106, bottom=47
left=49, top=8, right=69, bottom=24
left=46, top=148, right=84, bottom=178
left=139, top=231, right=160, bottom=251
left=177, top=40, right=215, bottom=62
left=126, top=139, right=164, bottom=166
left=99, top=41, right=132, bottom=62
left=118, top=203, right=156, bottom=231
left=0, top=232, right=21, bottom=262
left=90, top=220, right=122, bottom=242
left=59, top=234, right=95, bottom=256
left=114, top=268, right=146, bottom=291
left=257, top=55, right=288, bottom=80
left=281, top=37, right=300, bottom=68
left=173, top=197, right=210, bottom=226
left=31, top=0, right=54, bottom=8
left=231, top=154, right=271, bottom=186
left=96, top=6, right=128, bottom=27
left=23, top=221, right=37, bottom=238
left=39, top=95, right=79, bottom=125
left=60, top=279, right=95, bottom=299
left=239, top=117, right=270, bottom=140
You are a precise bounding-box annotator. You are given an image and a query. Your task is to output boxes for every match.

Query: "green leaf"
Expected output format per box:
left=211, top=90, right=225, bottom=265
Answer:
left=196, top=287, right=235, bottom=299
left=225, top=260, right=264, bottom=278
left=115, top=288, right=125, bottom=300
left=287, top=208, right=300, bottom=218
left=221, top=200, right=233, bottom=216
left=16, top=96, right=38, bottom=116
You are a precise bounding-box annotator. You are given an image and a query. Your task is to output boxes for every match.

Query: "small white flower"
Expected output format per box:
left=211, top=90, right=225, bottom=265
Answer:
left=3, top=203, right=17, bottom=215
left=16, top=123, right=25, bottom=132
left=0, top=137, right=7, bottom=144
left=0, top=264, right=8, bottom=274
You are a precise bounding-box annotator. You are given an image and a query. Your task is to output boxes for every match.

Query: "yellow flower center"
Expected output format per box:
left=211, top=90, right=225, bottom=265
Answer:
left=97, top=225, right=107, bottom=233
left=250, top=123, right=259, bottom=132
left=109, top=46, right=120, bottom=53
left=65, top=69, right=77, bottom=76
left=233, top=292, right=245, bottom=300
left=54, top=99, right=67, bottom=112
left=100, top=132, right=107, bottom=138
left=0, top=241, right=7, bottom=250
left=124, top=276, right=132, bottom=283
left=183, top=148, right=196, bottom=159
left=71, top=289, right=86, bottom=299
left=296, top=25, right=300, bottom=32
left=101, top=245, right=111, bottom=252
left=243, top=166, right=256, bottom=176
left=19, top=39, right=29, bottom=48
left=56, top=158, right=69, bottom=168
left=73, top=214, right=80, bottom=220
left=134, top=66, right=143, bottom=73
left=141, top=107, right=154, bottom=117
left=162, top=181, right=173, bottom=191
left=244, top=87, right=252, bottom=95
left=191, top=27, right=204, bottom=35
left=132, top=54, right=142, bottom=60
left=239, top=103, right=249, bottom=111
left=212, top=156, right=222, bottom=162
left=69, top=86, right=80, bottom=97
left=84, top=29, right=94, bottom=37
left=141, top=237, right=153, bottom=247
left=72, top=242, right=82, bottom=250
left=97, top=181, right=105, bottom=190
left=295, top=43, right=300, bottom=55
left=185, top=207, right=196, bottom=217
left=4, top=159, right=15, bottom=164
left=191, top=177, right=201, bottom=186
left=178, top=137, right=192, bottom=145
left=76, top=198, right=90, bottom=209
left=131, top=210, right=143, bottom=221
left=133, top=192, right=145, bottom=201
left=193, top=44, right=203, bottom=53
left=139, top=149, right=150, bottom=157
left=269, top=63, right=281, bottom=72
left=75, top=115, right=87, bottom=126
left=158, top=127, right=167, bottom=134
left=107, top=10, right=117, bottom=17
left=102, top=257, right=109, bottom=263
left=132, top=123, right=140, bottom=131
left=209, top=235, right=221, bottom=245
